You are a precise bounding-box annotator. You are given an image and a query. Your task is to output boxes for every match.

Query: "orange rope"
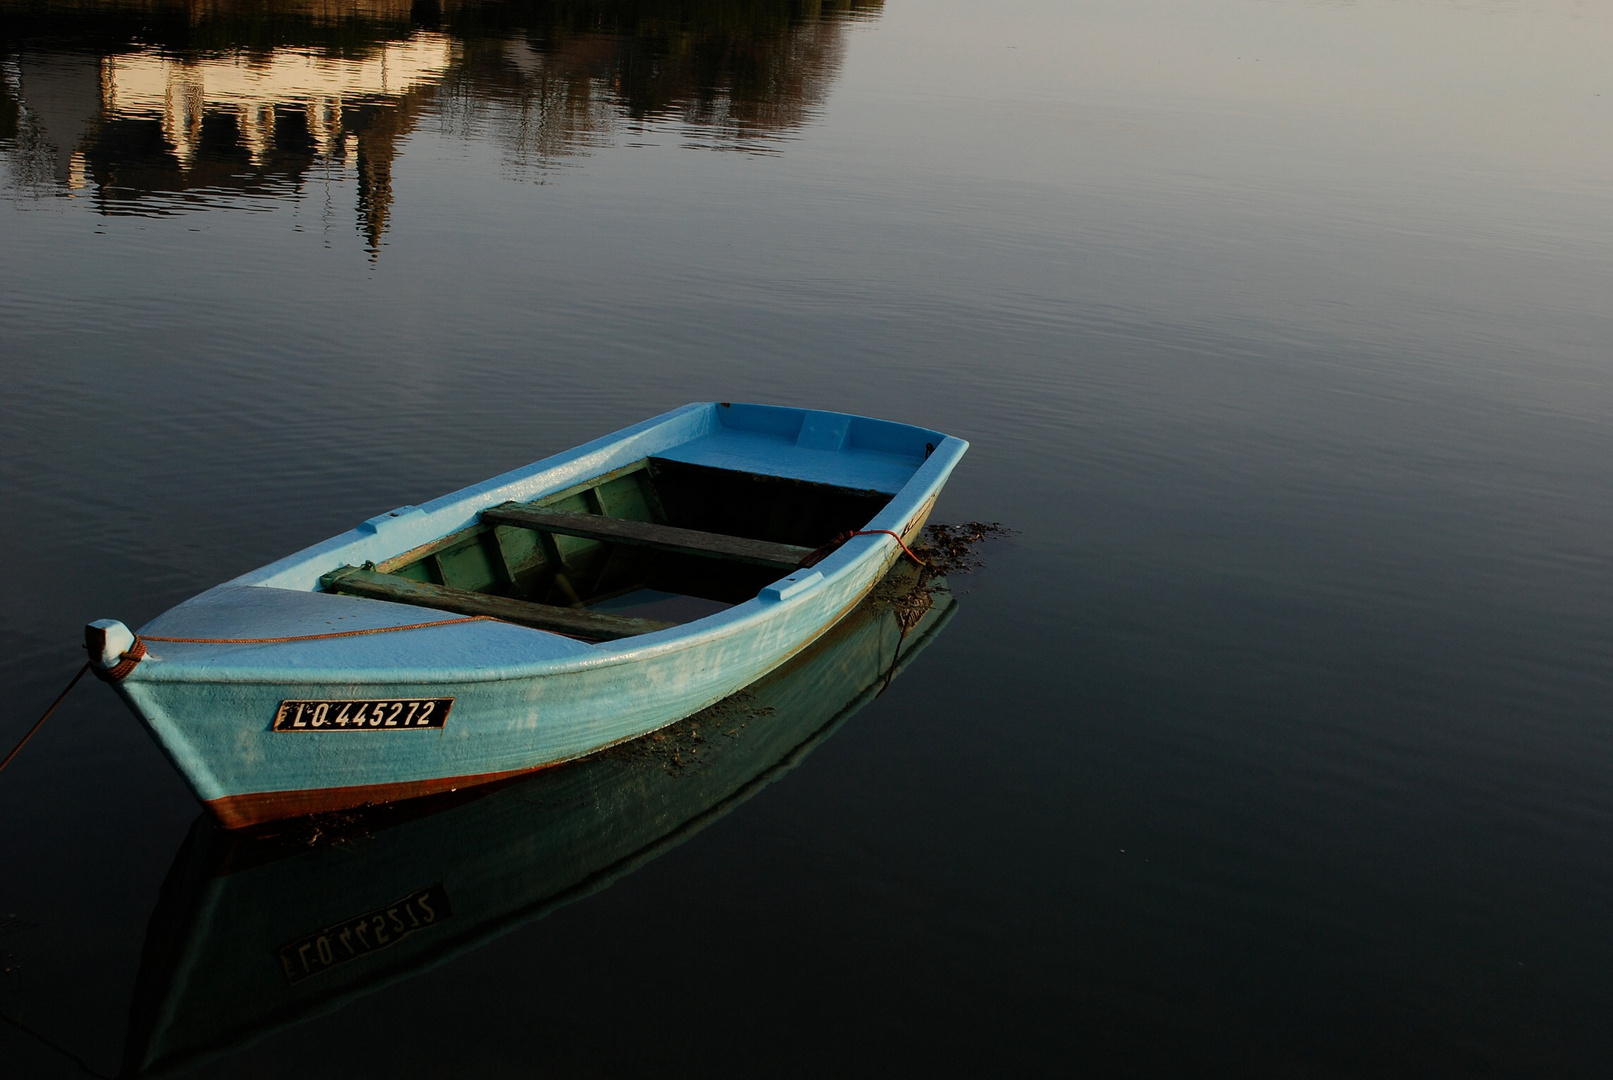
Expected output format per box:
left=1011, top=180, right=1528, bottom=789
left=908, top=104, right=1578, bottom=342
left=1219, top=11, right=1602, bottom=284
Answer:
left=97, top=531, right=923, bottom=681
left=141, top=615, right=493, bottom=645
left=856, top=529, right=928, bottom=567
left=97, top=638, right=146, bottom=682
left=92, top=615, right=498, bottom=683
left=799, top=529, right=927, bottom=569
left=0, top=663, right=90, bottom=775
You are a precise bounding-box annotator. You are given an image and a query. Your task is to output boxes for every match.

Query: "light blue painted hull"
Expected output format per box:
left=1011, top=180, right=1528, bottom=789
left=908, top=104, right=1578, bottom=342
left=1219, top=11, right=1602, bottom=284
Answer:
left=106, top=403, right=967, bottom=825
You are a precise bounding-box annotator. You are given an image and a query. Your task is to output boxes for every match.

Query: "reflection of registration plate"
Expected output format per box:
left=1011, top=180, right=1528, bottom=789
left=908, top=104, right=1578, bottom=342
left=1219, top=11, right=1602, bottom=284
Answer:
left=277, top=884, right=452, bottom=983
left=272, top=698, right=452, bottom=732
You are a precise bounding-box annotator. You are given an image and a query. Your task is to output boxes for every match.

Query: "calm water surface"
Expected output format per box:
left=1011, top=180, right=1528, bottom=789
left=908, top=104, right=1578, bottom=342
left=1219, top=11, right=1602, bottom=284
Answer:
left=3, top=0, right=1613, bottom=1074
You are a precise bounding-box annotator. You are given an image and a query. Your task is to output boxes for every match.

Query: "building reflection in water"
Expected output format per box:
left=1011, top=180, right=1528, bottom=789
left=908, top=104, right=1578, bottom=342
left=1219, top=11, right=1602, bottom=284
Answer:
left=0, top=0, right=884, bottom=252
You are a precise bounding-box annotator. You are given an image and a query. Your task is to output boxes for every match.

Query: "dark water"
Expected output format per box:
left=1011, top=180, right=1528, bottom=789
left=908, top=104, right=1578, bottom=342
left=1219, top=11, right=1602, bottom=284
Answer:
left=3, top=0, right=1612, bottom=1074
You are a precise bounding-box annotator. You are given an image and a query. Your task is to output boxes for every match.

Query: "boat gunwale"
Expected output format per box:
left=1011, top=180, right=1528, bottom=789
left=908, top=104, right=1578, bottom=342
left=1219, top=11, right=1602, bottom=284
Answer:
left=123, top=404, right=966, bottom=686
left=122, top=487, right=942, bottom=687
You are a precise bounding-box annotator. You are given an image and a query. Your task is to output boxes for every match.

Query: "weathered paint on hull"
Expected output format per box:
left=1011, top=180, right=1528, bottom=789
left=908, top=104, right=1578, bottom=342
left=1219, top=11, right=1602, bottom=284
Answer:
left=192, top=540, right=909, bottom=828
left=105, top=404, right=963, bottom=828
left=203, top=767, right=546, bottom=828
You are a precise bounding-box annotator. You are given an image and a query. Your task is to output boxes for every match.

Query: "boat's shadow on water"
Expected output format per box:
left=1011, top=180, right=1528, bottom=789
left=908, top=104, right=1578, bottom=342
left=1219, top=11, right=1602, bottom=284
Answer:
left=120, top=565, right=957, bottom=1078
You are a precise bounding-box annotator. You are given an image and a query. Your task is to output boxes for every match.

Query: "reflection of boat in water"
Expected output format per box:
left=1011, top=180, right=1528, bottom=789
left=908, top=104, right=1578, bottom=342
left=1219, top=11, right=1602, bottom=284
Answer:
left=121, top=565, right=955, bottom=1077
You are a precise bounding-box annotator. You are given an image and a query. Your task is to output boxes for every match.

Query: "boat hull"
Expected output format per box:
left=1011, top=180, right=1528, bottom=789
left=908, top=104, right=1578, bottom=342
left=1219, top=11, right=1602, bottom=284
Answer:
left=126, top=520, right=920, bottom=828
left=105, top=403, right=964, bottom=827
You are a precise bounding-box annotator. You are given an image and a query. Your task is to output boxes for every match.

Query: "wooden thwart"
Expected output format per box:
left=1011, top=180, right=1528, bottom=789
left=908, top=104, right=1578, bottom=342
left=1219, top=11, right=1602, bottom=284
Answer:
left=481, top=503, right=815, bottom=570
left=320, top=568, right=675, bottom=641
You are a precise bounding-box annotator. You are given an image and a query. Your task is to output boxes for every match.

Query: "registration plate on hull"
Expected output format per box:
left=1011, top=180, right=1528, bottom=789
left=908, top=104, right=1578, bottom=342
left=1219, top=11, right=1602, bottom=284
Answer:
left=272, top=698, right=453, bottom=732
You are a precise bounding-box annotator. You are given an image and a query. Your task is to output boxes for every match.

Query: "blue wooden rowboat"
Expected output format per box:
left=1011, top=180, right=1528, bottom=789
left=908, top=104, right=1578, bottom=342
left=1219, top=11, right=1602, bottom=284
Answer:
left=86, top=402, right=967, bottom=827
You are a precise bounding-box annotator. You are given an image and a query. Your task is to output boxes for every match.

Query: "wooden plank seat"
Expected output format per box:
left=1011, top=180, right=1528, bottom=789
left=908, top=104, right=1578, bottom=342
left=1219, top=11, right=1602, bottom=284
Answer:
left=320, top=567, right=675, bottom=641
left=480, top=503, right=816, bottom=571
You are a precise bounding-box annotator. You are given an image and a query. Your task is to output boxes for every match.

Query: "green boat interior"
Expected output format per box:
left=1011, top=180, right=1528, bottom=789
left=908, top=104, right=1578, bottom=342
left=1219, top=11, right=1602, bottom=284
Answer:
left=319, top=459, right=894, bottom=642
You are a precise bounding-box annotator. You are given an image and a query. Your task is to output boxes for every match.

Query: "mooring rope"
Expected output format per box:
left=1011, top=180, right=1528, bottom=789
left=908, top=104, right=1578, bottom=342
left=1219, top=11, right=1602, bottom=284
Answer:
left=0, top=663, right=90, bottom=776
left=2, top=615, right=503, bottom=772
left=0, top=1009, right=111, bottom=1079
left=94, top=638, right=146, bottom=682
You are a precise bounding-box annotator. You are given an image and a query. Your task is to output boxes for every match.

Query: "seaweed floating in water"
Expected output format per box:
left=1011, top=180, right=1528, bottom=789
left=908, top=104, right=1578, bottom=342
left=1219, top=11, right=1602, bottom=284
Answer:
left=604, top=687, right=780, bottom=774
left=866, top=520, right=1011, bottom=629
left=630, top=524, right=1013, bottom=773
left=916, top=521, right=1014, bottom=578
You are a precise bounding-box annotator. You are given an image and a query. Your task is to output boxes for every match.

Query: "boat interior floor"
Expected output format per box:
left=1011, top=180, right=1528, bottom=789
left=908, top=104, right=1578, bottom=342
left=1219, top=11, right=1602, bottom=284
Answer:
left=320, top=458, right=894, bottom=642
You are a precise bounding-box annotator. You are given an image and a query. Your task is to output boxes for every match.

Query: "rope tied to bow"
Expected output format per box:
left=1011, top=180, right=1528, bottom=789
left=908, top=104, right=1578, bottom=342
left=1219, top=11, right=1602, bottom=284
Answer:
left=4, top=615, right=498, bottom=776
left=92, top=638, right=146, bottom=683
left=93, top=615, right=498, bottom=684
left=0, top=663, right=91, bottom=776
left=798, top=529, right=927, bottom=570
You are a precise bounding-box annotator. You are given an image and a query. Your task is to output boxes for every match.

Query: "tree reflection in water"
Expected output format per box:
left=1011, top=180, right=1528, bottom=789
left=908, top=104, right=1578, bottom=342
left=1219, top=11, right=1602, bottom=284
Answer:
left=0, top=0, right=882, bottom=251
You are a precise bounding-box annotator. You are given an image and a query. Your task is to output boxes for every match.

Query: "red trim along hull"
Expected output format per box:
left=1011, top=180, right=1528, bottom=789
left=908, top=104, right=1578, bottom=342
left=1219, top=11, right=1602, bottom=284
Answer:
left=205, top=765, right=553, bottom=828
